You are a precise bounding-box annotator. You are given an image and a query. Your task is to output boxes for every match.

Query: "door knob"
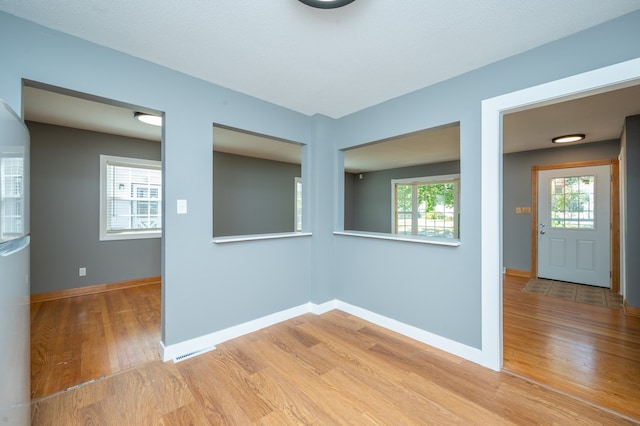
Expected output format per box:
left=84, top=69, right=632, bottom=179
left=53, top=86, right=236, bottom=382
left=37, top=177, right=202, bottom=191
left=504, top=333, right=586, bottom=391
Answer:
left=540, top=230, right=546, bottom=235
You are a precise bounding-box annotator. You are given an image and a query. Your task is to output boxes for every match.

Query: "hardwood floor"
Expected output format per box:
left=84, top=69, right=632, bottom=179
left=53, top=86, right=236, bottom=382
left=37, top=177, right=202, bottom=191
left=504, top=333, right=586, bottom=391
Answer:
left=31, top=283, right=639, bottom=425
left=30, top=282, right=161, bottom=399
left=503, top=274, right=640, bottom=421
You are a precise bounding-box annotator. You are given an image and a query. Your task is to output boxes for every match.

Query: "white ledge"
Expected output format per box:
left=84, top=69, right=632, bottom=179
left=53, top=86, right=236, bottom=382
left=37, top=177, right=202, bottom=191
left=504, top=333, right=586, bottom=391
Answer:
left=333, top=230, right=461, bottom=246
left=213, top=231, right=312, bottom=244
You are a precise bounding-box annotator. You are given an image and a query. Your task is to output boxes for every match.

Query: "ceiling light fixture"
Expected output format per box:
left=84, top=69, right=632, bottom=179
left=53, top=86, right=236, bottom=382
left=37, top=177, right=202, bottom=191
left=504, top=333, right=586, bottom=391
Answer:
left=298, top=0, right=356, bottom=9
left=134, top=112, right=162, bottom=127
left=552, top=134, right=585, bottom=144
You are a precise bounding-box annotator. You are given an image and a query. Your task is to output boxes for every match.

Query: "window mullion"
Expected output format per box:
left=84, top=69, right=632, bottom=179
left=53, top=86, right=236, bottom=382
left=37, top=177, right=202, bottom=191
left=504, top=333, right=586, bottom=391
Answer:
left=393, top=184, right=398, bottom=233
left=411, top=183, right=418, bottom=235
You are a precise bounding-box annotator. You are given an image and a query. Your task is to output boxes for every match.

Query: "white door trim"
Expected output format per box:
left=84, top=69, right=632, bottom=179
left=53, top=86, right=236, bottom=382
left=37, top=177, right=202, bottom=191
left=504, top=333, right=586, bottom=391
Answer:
left=480, top=57, right=640, bottom=371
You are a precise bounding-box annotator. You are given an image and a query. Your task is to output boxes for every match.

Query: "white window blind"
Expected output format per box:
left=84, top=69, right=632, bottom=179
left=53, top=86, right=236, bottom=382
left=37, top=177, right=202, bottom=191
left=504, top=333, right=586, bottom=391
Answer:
left=100, top=155, right=161, bottom=240
left=0, top=156, right=24, bottom=238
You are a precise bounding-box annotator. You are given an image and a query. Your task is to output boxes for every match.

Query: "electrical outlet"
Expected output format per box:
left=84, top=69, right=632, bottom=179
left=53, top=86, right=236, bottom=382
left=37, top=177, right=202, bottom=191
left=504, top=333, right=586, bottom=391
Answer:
left=79, top=267, right=86, bottom=277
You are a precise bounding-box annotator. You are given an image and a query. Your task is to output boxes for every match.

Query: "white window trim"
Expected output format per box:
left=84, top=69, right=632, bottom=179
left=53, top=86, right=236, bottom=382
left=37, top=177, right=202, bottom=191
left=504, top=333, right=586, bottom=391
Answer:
left=99, top=154, right=162, bottom=241
left=333, top=230, right=460, bottom=246
left=390, top=173, right=460, bottom=238
left=294, top=177, right=302, bottom=232
left=213, top=231, right=312, bottom=244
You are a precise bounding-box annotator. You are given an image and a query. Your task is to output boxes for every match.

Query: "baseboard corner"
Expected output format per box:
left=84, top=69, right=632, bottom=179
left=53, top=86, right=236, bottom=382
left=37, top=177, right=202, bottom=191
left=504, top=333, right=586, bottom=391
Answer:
left=504, top=268, right=531, bottom=279
left=623, top=300, right=640, bottom=317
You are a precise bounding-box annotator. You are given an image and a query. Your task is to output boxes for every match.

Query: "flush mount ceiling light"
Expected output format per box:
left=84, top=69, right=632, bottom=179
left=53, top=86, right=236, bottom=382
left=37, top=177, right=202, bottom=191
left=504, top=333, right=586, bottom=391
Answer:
left=298, top=0, right=356, bottom=9
left=552, top=134, right=585, bottom=144
left=134, top=112, right=163, bottom=127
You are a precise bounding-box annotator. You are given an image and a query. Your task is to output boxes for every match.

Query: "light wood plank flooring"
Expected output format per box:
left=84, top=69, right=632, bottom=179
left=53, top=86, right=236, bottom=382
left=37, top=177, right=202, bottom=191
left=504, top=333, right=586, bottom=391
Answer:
left=30, top=282, right=161, bottom=399
left=32, top=282, right=639, bottom=425
left=503, top=274, right=640, bottom=420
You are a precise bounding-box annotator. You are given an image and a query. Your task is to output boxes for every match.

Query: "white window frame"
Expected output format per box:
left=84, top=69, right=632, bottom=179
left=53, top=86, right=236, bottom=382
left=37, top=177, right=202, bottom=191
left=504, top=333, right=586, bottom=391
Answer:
left=0, top=155, right=25, bottom=240
left=99, top=155, right=162, bottom=241
left=391, top=173, right=460, bottom=239
left=294, top=177, right=302, bottom=232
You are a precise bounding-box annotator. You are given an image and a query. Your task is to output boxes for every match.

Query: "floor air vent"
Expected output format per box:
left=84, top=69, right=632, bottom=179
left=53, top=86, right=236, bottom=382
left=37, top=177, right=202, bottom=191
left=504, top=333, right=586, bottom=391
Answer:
left=173, top=346, right=214, bottom=363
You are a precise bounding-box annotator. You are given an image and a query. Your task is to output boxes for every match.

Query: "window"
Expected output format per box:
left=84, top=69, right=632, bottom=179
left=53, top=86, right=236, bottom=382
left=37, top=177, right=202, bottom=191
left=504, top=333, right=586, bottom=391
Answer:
left=295, top=177, right=302, bottom=232
left=392, top=174, right=460, bottom=238
left=100, top=155, right=162, bottom=241
left=550, top=175, right=595, bottom=229
left=0, top=156, right=24, bottom=240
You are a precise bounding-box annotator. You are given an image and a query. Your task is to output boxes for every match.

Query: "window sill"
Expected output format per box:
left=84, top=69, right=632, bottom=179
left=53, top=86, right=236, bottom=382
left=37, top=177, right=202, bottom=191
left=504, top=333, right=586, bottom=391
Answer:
left=213, top=232, right=312, bottom=244
left=333, top=230, right=461, bottom=246
left=100, top=231, right=161, bottom=241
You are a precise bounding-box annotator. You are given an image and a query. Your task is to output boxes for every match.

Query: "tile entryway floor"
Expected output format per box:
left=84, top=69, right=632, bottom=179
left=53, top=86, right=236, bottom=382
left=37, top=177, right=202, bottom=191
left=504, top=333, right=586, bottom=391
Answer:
left=522, top=278, right=623, bottom=310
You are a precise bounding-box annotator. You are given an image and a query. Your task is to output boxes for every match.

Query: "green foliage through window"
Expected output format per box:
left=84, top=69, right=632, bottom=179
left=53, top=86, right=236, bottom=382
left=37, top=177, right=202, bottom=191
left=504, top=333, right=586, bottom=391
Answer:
left=550, top=175, right=594, bottom=229
left=393, top=176, right=459, bottom=238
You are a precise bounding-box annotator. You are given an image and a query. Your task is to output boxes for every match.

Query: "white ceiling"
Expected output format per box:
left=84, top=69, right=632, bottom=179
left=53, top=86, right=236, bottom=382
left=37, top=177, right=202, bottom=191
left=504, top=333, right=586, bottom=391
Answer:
left=503, top=84, right=640, bottom=153
left=3, top=1, right=640, bottom=118
left=13, top=2, right=640, bottom=172
left=344, top=123, right=460, bottom=173
left=213, top=125, right=302, bottom=166
left=23, top=85, right=162, bottom=142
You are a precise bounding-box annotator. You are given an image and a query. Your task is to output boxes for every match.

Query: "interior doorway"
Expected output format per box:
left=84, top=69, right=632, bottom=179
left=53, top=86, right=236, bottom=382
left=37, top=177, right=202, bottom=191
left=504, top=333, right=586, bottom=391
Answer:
left=23, top=81, right=164, bottom=398
left=479, top=58, right=640, bottom=372
left=477, top=60, right=640, bottom=417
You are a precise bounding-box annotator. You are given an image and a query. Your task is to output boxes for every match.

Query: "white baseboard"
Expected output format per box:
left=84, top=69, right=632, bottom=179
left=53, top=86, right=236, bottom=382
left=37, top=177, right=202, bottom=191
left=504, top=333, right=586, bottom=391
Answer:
left=334, top=301, right=484, bottom=366
left=308, top=299, right=338, bottom=315
left=160, top=303, right=311, bottom=361
left=160, top=299, right=484, bottom=368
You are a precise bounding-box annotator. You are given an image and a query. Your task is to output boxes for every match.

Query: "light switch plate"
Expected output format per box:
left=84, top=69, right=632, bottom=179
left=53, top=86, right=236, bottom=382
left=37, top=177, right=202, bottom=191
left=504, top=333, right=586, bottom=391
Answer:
left=177, top=199, right=188, bottom=214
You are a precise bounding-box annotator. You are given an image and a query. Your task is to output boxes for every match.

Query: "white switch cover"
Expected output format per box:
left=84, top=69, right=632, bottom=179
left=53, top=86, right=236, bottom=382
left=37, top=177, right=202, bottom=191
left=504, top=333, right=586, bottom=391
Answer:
left=177, top=199, right=188, bottom=214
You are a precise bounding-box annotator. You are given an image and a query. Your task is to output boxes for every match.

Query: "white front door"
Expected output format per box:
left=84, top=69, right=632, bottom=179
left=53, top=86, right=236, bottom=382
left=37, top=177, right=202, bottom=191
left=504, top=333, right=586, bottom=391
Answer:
left=537, top=165, right=610, bottom=287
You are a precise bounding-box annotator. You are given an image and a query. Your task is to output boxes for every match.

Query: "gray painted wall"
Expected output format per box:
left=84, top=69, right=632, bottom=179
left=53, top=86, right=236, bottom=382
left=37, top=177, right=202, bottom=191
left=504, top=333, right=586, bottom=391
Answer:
left=0, top=12, right=312, bottom=347
left=1, top=10, right=639, bottom=353
left=344, top=173, right=356, bottom=230
left=624, top=115, right=640, bottom=308
left=346, top=161, right=460, bottom=233
left=503, top=140, right=620, bottom=273
left=213, top=151, right=301, bottom=237
left=307, top=114, right=337, bottom=304
left=333, top=12, right=640, bottom=348
left=28, top=121, right=161, bottom=294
